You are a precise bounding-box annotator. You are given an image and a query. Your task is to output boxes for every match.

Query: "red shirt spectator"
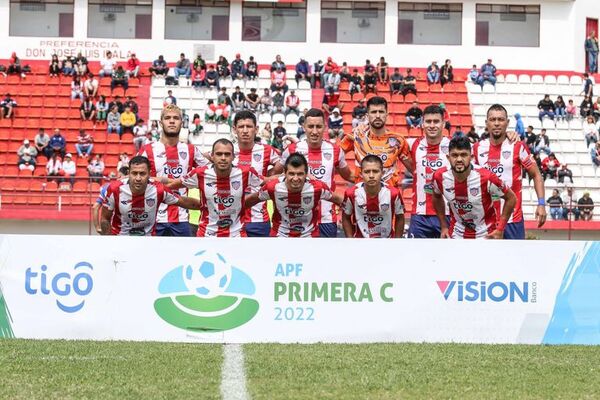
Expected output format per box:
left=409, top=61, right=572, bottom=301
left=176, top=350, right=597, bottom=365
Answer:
left=324, top=57, right=338, bottom=74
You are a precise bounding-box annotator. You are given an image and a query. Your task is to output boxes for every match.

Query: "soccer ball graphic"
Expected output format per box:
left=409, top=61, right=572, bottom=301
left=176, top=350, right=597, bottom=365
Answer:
left=182, top=251, right=232, bottom=298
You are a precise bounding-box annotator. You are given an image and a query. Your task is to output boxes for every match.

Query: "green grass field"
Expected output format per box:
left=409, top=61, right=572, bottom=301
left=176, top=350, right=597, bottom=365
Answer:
left=1, top=340, right=600, bottom=399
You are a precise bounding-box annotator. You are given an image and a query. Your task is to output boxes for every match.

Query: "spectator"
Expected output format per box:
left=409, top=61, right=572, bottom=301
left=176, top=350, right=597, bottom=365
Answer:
left=110, top=66, right=128, bottom=94
left=525, top=126, right=538, bottom=155
left=7, top=52, right=25, bottom=78
left=149, top=121, right=161, bottom=142
left=87, top=154, right=105, bottom=183
left=578, top=192, right=594, bottom=221
left=583, top=115, right=599, bottom=148
left=175, top=53, right=191, bottom=80
left=514, top=113, right=525, bottom=140
left=0, top=93, right=17, bottom=119
left=541, top=152, right=561, bottom=180
left=311, top=60, right=324, bottom=88
left=296, top=109, right=308, bottom=139
left=75, top=129, right=94, bottom=159
left=439, top=103, right=452, bottom=132
left=124, top=96, right=139, bottom=117
left=582, top=73, right=594, bottom=97
left=245, top=88, right=259, bottom=112
left=452, top=126, right=465, bottom=139
left=339, top=62, right=351, bottom=82
left=96, top=95, right=109, bottom=123
left=535, top=128, right=552, bottom=155
left=272, top=121, right=286, bottom=150
left=328, top=108, right=344, bottom=139
left=126, top=53, right=140, bottom=78
left=468, top=64, right=480, bottom=85
left=271, top=89, right=285, bottom=115
left=478, top=59, right=497, bottom=87
left=480, top=128, right=490, bottom=141
left=402, top=69, right=417, bottom=99
left=593, top=97, right=600, bottom=121
left=294, top=58, right=310, bottom=85
left=538, top=94, right=555, bottom=123
left=120, top=106, right=136, bottom=134
left=245, top=56, right=257, bottom=80
left=99, top=50, right=117, bottom=77
left=193, top=54, right=206, bottom=71
left=322, top=87, right=342, bottom=114
left=164, top=90, right=177, bottom=106
left=555, top=95, right=567, bottom=121
left=231, top=86, right=246, bottom=112
left=74, top=52, right=88, bottom=76
left=406, top=102, right=423, bottom=130
left=561, top=184, right=580, bottom=221
left=351, top=99, right=367, bottom=128
left=364, top=59, right=375, bottom=75
left=585, top=31, right=599, bottom=74
left=271, top=67, right=288, bottom=93
left=17, top=139, right=37, bottom=172
left=230, top=53, right=245, bottom=80
left=547, top=189, right=564, bottom=220
left=348, top=69, right=363, bottom=95
left=34, top=128, right=52, bottom=159
left=191, top=66, right=206, bottom=89
left=61, top=153, right=76, bottom=186
left=364, top=68, right=377, bottom=94
left=466, top=127, right=480, bottom=144
left=108, top=95, right=124, bottom=113
left=271, top=55, right=286, bottom=72
left=285, top=89, right=300, bottom=116
left=591, top=142, right=600, bottom=169
left=566, top=99, right=577, bottom=121
left=149, top=55, right=169, bottom=78
left=62, top=55, right=75, bottom=76
left=580, top=95, right=593, bottom=118
left=49, top=129, right=66, bottom=157
left=205, top=65, right=219, bottom=89
left=389, top=68, right=403, bottom=95
left=83, top=73, right=99, bottom=99
left=557, top=164, right=574, bottom=184
left=376, top=57, right=389, bottom=84
left=49, top=54, right=60, bottom=77
left=133, top=119, right=148, bottom=152
left=259, top=122, right=272, bottom=144
left=259, top=89, right=273, bottom=114
left=440, top=59, right=454, bottom=88
left=427, top=61, right=440, bottom=84
left=117, top=152, right=130, bottom=171
left=217, top=87, right=233, bottom=108
left=107, top=106, right=122, bottom=137
left=323, top=57, right=338, bottom=84
left=46, top=152, right=63, bottom=182
left=189, top=114, right=203, bottom=137
left=80, top=97, right=96, bottom=121
left=216, top=55, right=230, bottom=78
left=71, top=76, right=84, bottom=100
left=326, top=69, right=341, bottom=92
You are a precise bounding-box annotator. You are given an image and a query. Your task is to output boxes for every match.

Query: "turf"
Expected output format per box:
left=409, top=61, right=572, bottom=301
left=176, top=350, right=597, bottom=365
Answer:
left=0, top=340, right=222, bottom=400
left=245, top=343, right=600, bottom=399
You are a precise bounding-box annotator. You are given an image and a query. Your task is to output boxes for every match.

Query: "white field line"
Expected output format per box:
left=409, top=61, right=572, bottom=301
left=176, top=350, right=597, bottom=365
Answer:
left=220, top=343, right=251, bottom=400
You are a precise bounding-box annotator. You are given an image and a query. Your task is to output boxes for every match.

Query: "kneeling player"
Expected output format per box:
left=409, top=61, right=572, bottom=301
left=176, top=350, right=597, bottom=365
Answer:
left=100, top=156, right=200, bottom=236
left=245, top=153, right=342, bottom=237
left=432, top=137, right=516, bottom=239
left=342, top=155, right=405, bottom=238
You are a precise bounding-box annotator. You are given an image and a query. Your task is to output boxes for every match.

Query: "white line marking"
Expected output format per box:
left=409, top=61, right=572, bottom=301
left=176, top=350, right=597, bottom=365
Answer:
left=220, top=344, right=250, bottom=400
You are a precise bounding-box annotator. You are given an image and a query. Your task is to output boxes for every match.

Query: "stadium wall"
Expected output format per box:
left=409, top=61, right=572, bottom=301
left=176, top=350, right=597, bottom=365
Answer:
left=0, top=0, right=598, bottom=71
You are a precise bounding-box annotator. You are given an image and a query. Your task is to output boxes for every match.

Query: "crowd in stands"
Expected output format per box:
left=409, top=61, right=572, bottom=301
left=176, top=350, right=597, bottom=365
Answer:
left=547, top=186, right=595, bottom=221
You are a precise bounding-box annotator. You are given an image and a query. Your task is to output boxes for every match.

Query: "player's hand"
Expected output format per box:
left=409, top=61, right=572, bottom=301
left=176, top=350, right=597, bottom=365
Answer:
left=506, top=131, right=520, bottom=143
left=486, top=230, right=504, bottom=239
left=440, top=228, right=450, bottom=239
left=203, top=152, right=213, bottom=162
left=535, top=205, right=547, bottom=227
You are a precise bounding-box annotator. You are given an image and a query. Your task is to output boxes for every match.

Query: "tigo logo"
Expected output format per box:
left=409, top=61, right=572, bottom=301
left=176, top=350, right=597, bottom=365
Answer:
left=436, top=280, right=529, bottom=303
left=154, top=250, right=259, bottom=332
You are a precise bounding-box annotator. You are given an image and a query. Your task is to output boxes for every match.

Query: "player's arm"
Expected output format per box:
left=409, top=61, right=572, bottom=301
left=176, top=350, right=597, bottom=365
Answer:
left=99, top=207, right=113, bottom=235
left=176, top=196, right=202, bottom=210
left=329, top=192, right=343, bottom=207
left=341, top=212, right=354, bottom=238
left=432, top=192, right=450, bottom=239
left=157, top=176, right=185, bottom=190
left=525, top=162, right=547, bottom=228
left=394, top=214, right=405, bottom=238
left=337, top=165, right=355, bottom=183
left=487, top=188, right=517, bottom=240
left=268, top=161, right=284, bottom=176
left=244, top=192, right=261, bottom=208
left=92, top=202, right=102, bottom=234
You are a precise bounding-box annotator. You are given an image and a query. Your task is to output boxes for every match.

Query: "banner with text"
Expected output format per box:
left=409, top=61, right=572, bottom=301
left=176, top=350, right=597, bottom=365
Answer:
left=0, top=235, right=598, bottom=344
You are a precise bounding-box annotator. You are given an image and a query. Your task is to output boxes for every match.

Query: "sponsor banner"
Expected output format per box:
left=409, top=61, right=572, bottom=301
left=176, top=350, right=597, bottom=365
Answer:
left=0, top=235, right=598, bottom=344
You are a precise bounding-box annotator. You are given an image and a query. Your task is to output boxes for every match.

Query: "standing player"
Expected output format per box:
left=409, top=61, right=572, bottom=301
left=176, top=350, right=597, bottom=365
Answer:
left=138, top=104, right=209, bottom=237
left=282, top=108, right=354, bottom=237
left=92, top=166, right=129, bottom=234
left=342, top=155, right=405, bottom=238
left=432, top=137, right=517, bottom=239
left=473, top=104, right=546, bottom=239
left=100, top=156, right=200, bottom=236
left=340, top=96, right=412, bottom=188
left=232, top=110, right=283, bottom=237
left=406, top=105, right=451, bottom=238
left=164, top=139, right=261, bottom=237
left=245, top=153, right=343, bottom=238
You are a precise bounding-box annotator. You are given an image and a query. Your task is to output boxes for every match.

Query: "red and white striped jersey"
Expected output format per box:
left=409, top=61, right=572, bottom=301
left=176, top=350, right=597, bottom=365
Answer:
left=408, top=137, right=451, bottom=216
left=258, top=178, right=333, bottom=237
left=473, top=139, right=533, bottom=223
left=234, top=143, right=281, bottom=223
left=181, top=166, right=261, bottom=237
left=138, top=141, right=208, bottom=224
left=282, top=140, right=347, bottom=224
left=342, top=183, right=404, bottom=238
left=432, top=165, right=509, bottom=239
left=103, top=179, right=179, bottom=236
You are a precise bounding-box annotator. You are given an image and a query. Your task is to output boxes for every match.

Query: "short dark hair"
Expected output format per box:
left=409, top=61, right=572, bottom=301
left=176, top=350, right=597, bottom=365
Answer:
left=486, top=104, right=508, bottom=118
left=212, top=138, right=234, bottom=153
left=129, top=155, right=151, bottom=170
left=233, top=110, right=257, bottom=127
left=304, top=108, right=325, bottom=120
left=285, top=153, right=308, bottom=173
left=119, top=166, right=129, bottom=176
left=366, top=96, right=387, bottom=111
left=448, top=136, right=472, bottom=152
left=361, top=154, right=383, bottom=169
left=423, top=105, right=444, bottom=118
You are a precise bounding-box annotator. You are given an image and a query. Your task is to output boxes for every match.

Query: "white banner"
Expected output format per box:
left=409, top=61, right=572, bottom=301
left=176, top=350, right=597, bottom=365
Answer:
left=0, top=235, right=598, bottom=344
